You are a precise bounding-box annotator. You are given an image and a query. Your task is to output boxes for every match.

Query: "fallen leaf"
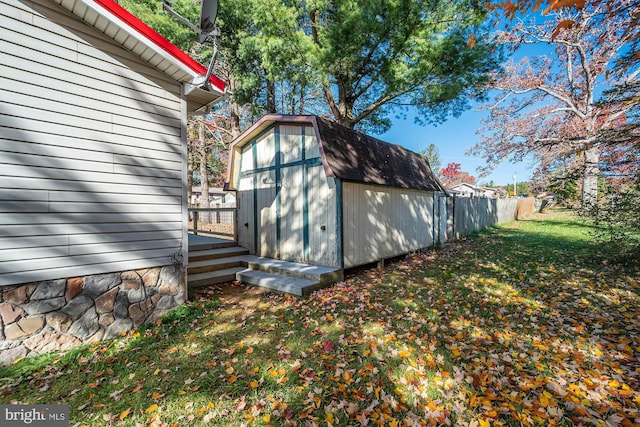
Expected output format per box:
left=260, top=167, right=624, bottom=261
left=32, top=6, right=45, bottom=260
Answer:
left=322, top=340, right=335, bottom=352
left=119, top=407, right=131, bottom=420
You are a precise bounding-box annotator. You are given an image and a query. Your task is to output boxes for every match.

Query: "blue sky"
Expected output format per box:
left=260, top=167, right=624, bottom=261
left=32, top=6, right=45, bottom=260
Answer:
left=380, top=108, right=534, bottom=187
left=378, top=19, right=557, bottom=188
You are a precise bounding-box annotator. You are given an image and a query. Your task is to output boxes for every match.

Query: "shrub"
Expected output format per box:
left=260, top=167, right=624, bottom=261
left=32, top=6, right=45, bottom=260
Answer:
left=585, top=182, right=640, bottom=263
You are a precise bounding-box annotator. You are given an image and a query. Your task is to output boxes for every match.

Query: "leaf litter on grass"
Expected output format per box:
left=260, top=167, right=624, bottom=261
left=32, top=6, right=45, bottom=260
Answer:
left=1, top=210, right=639, bottom=426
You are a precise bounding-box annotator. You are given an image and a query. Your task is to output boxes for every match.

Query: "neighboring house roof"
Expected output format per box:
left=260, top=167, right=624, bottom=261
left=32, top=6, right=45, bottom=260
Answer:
left=449, top=183, right=476, bottom=192
left=449, top=183, right=501, bottom=198
left=51, top=0, right=225, bottom=113
left=227, top=115, right=448, bottom=193
left=476, top=186, right=497, bottom=194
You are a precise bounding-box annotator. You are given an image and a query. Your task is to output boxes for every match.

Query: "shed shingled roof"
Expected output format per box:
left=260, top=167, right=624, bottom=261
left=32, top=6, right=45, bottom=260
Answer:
left=315, top=116, right=447, bottom=193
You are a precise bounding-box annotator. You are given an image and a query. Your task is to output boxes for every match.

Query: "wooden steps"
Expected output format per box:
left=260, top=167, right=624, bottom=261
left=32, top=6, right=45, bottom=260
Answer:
left=189, top=246, right=250, bottom=262
left=187, top=235, right=343, bottom=295
left=187, top=235, right=249, bottom=288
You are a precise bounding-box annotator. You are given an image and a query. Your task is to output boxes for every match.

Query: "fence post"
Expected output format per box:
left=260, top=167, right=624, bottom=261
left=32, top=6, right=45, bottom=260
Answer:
left=233, top=209, right=238, bottom=242
left=450, top=197, right=457, bottom=240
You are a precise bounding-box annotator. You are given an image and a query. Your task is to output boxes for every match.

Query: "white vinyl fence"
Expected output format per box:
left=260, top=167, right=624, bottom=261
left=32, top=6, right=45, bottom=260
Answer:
left=187, top=195, right=540, bottom=254
left=440, top=196, right=542, bottom=242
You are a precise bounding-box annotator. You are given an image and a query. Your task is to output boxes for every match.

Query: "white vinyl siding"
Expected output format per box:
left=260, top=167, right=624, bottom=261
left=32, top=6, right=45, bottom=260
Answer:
left=0, top=0, right=186, bottom=286
left=343, top=183, right=434, bottom=268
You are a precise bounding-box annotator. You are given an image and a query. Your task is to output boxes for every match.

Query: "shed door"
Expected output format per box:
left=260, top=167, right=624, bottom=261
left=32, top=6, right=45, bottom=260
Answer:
left=251, top=162, right=335, bottom=264
left=255, top=170, right=277, bottom=258
left=236, top=124, right=338, bottom=267
left=279, top=165, right=304, bottom=261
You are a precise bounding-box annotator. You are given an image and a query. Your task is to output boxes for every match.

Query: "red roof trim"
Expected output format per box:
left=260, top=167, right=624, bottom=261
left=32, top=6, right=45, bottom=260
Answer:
left=93, top=0, right=225, bottom=93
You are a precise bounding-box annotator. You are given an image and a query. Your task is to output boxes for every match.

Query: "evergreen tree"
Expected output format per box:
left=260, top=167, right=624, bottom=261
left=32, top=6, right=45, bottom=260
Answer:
left=420, top=144, right=442, bottom=175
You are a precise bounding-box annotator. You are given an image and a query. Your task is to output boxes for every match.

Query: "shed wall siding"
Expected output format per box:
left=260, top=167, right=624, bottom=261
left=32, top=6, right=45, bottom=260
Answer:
left=343, top=183, right=434, bottom=268
left=0, top=0, right=186, bottom=286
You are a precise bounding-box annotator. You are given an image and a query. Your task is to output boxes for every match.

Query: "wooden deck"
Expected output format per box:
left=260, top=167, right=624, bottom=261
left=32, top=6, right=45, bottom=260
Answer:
left=188, top=234, right=236, bottom=250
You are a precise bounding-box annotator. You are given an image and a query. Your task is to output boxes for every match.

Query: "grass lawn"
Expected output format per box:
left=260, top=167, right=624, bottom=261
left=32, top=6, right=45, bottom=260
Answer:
left=1, top=209, right=639, bottom=426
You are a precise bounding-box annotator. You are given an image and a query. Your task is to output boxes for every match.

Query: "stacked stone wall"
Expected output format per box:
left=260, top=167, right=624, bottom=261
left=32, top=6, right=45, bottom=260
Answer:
left=0, top=265, right=185, bottom=365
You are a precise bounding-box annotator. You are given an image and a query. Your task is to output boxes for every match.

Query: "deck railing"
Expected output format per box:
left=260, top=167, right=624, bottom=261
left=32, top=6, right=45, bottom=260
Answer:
left=188, top=206, right=237, bottom=240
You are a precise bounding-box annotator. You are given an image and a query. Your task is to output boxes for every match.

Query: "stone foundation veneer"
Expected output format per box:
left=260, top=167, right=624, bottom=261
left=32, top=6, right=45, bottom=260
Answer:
left=0, top=265, right=185, bottom=365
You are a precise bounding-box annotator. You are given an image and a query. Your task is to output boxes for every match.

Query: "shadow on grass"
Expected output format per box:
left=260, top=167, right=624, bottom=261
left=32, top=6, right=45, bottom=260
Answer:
left=1, top=280, right=463, bottom=425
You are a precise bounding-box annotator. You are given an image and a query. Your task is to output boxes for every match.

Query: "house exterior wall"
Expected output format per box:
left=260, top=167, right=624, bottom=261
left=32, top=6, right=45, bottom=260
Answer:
left=342, top=182, right=435, bottom=268
left=0, top=0, right=187, bottom=287
left=235, top=124, right=339, bottom=267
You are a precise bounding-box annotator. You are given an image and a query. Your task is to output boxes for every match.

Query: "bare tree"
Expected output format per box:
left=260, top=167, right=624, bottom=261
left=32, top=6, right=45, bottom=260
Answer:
left=470, top=1, right=639, bottom=208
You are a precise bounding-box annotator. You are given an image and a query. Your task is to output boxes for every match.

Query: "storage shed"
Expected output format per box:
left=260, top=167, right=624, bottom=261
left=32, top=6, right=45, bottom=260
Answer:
left=226, top=115, right=449, bottom=270
left=0, top=0, right=225, bottom=363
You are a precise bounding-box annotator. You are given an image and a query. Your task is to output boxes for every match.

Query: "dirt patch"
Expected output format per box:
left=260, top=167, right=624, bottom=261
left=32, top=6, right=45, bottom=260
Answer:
left=193, top=281, right=279, bottom=312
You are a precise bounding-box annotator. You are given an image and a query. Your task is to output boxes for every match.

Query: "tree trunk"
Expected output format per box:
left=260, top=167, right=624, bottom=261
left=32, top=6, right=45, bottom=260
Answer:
left=298, top=82, right=305, bottom=114
left=266, top=78, right=276, bottom=114
left=336, top=81, right=356, bottom=129
left=582, top=145, right=600, bottom=209
left=228, top=78, right=242, bottom=139
left=230, top=104, right=241, bottom=139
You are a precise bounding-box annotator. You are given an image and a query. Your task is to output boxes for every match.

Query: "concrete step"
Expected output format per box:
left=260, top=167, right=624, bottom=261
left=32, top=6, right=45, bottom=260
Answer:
left=236, top=269, right=324, bottom=296
left=188, top=267, right=245, bottom=288
left=245, top=256, right=343, bottom=285
left=188, top=246, right=249, bottom=262
left=188, top=255, right=248, bottom=275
